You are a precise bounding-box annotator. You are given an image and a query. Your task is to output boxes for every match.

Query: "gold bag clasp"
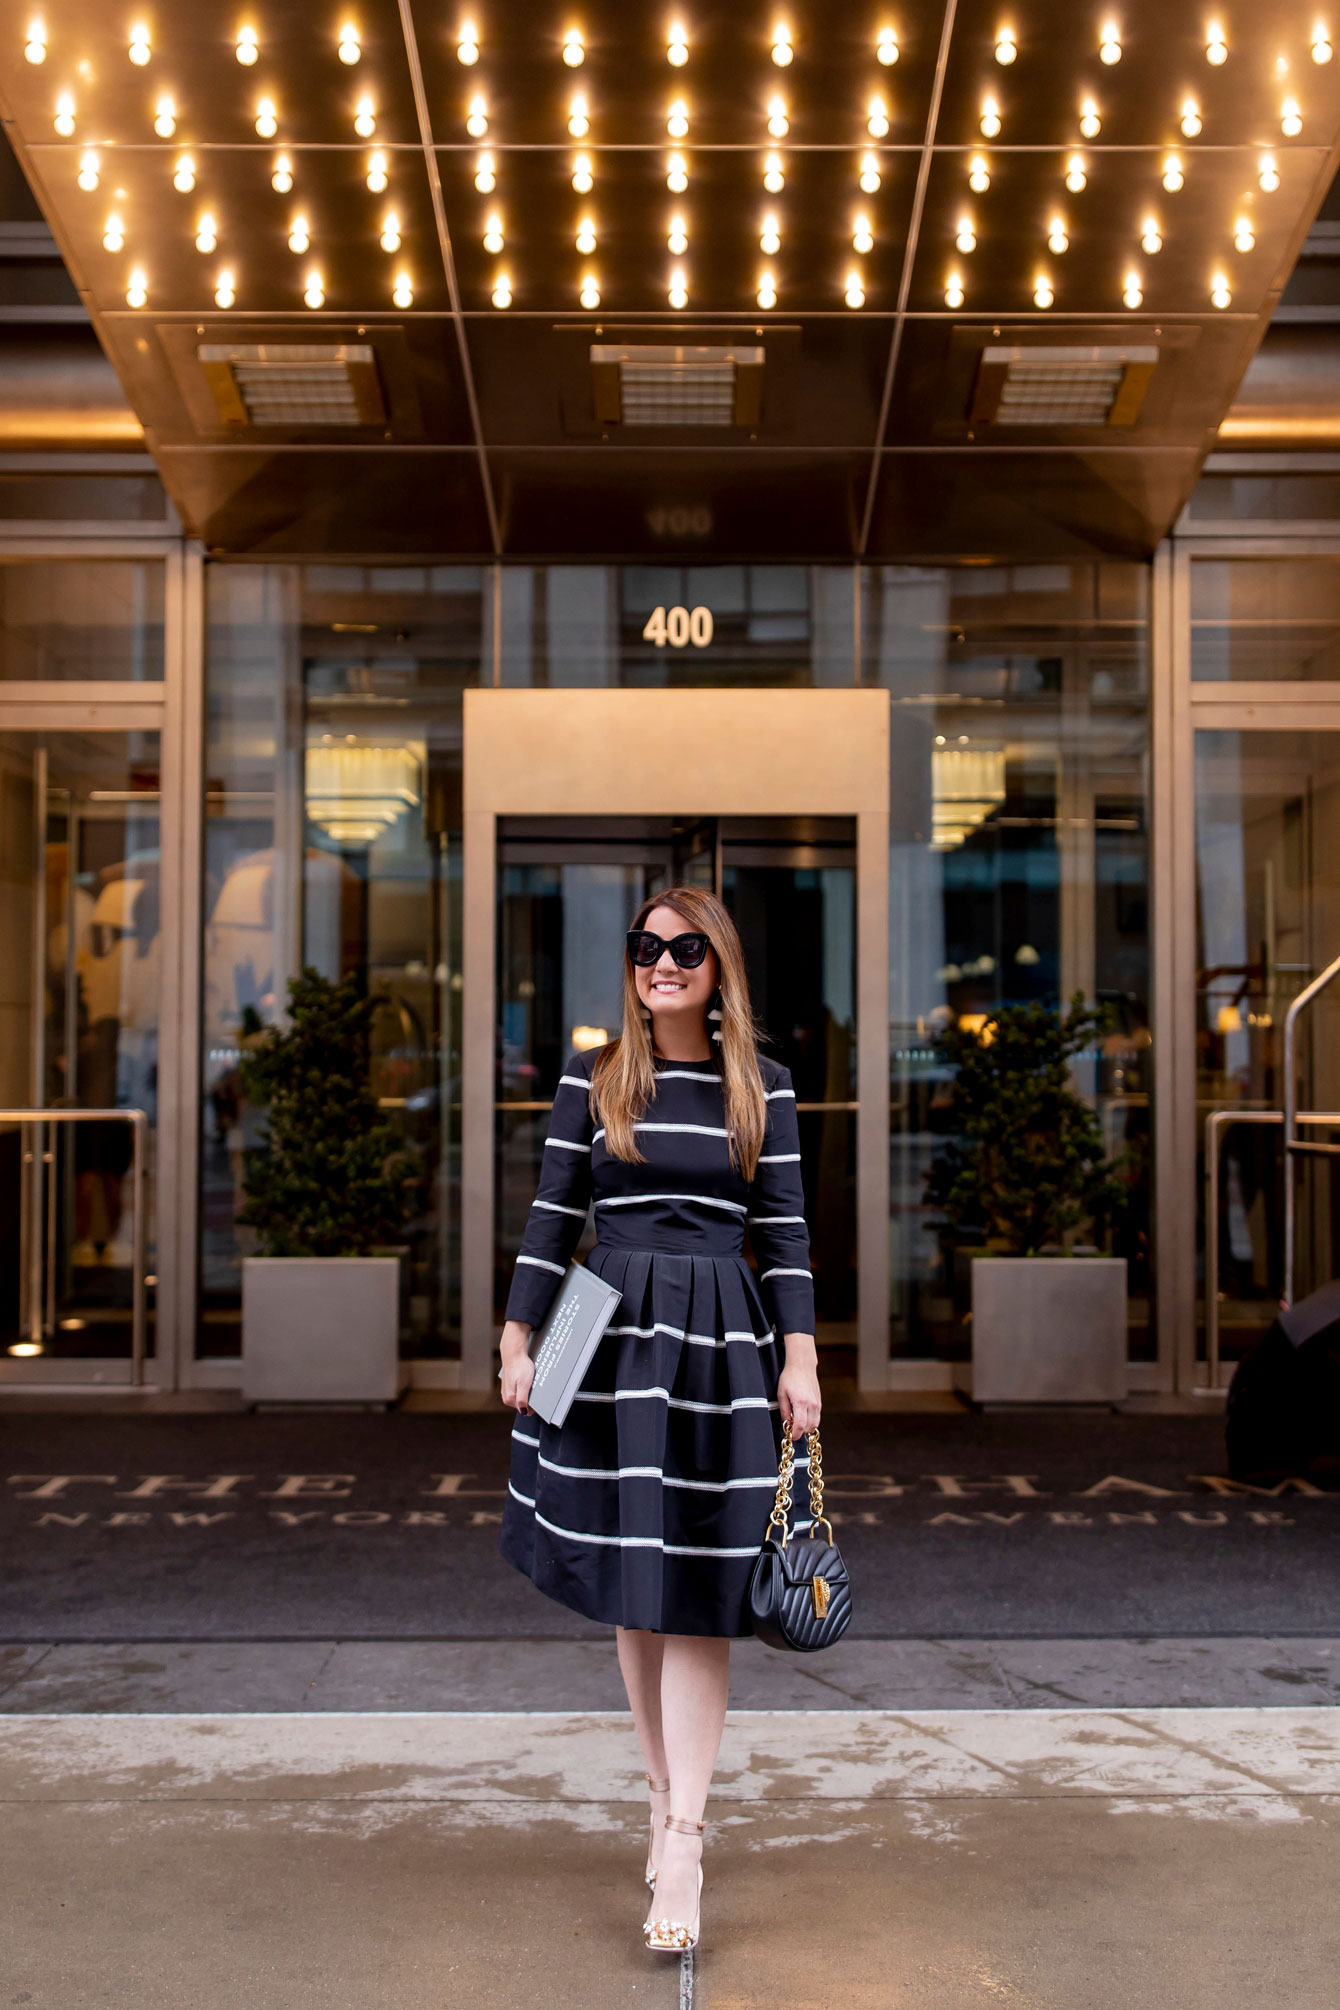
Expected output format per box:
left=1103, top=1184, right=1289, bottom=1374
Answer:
left=811, top=1574, right=830, bottom=1619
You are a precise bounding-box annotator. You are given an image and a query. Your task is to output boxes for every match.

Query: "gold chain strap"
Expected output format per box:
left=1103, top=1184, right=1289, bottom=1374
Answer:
left=766, top=1419, right=833, bottom=1547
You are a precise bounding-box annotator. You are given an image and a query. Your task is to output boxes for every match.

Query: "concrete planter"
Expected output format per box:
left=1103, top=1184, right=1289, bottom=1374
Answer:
left=242, top=1256, right=404, bottom=1404
left=970, top=1256, right=1128, bottom=1404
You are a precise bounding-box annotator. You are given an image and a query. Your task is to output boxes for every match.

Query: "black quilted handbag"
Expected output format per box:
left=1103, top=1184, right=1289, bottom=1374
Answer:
left=747, top=1420, right=853, bottom=1652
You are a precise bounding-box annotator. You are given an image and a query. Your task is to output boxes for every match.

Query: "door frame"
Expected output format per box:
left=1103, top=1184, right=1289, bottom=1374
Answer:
left=459, top=686, right=892, bottom=1392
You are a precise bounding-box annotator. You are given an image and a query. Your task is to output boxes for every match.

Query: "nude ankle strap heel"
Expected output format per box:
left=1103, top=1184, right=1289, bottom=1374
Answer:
left=643, top=1774, right=670, bottom=1889
left=644, top=1816, right=705, bottom=1952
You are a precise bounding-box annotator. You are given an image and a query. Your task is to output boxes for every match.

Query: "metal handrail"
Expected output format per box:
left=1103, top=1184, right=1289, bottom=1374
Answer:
left=1283, top=949, right=1340, bottom=1306
left=2, top=1108, right=149, bottom=1383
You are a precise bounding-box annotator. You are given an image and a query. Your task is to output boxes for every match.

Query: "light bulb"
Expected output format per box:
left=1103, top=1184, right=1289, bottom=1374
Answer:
left=995, top=26, right=1016, bottom=63
left=1206, top=24, right=1227, bottom=63
left=354, top=94, right=376, bottom=137
left=575, top=217, right=596, bottom=253
left=867, top=94, right=890, bottom=137
left=1180, top=97, right=1201, bottom=137
left=1065, top=152, right=1086, bottom=191
left=304, top=269, right=324, bottom=308
left=1123, top=272, right=1142, bottom=307
left=125, top=267, right=147, bottom=308
left=667, top=97, right=688, bottom=138
left=968, top=152, right=990, bottom=191
left=129, top=23, right=150, bottom=64
left=53, top=91, right=75, bottom=136
left=1162, top=152, right=1184, bottom=190
left=668, top=24, right=688, bottom=65
left=1034, top=274, right=1054, bottom=307
left=475, top=150, right=496, bottom=192
left=1234, top=216, right=1255, bottom=251
left=1211, top=273, right=1230, bottom=307
left=845, top=271, right=865, bottom=307
left=768, top=94, right=789, bottom=137
left=568, top=91, right=590, bottom=137
left=760, top=213, right=781, bottom=253
left=393, top=272, right=413, bottom=307
left=666, top=151, right=687, bottom=192
left=859, top=151, right=881, bottom=192
left=1313, top=29, right=1333, bottom=62
left=563, top=30, right=584, bottom=65
left=1099, top=22, right=1121, bottom=62
left=153, top=94, right=175, bottom=137
left=1259, top=152, right=1280, bottom=191
left=195, top=213, right=217, bottom=252
left=173, top=153, right=195, bottom=191
left=483, top=213, right=504, bottom=252
left=102, top=213, right=124, bottom=252
left=668, top=214, right=688, bottom=253
left=979, top=94, right=1001, bottom=138
left=366, top=150, right=387, bottom=192
left=380, top=211, right=400, bottom=252
left=579, top=273, right=599, bottom=308
left=763, top=149, right=784, bottom=191
left=668, top=267, right=687, bottom=308
left=491, top=272, right=511, bottom=307
left=458, top=23, right=479, bottom=64
left=877, top=28, right=899, bottom=63
left=757, top=271, right=777, bottom=307
left=466, top=93, right=487, bottom=137
left=572, top=151, right=594, bottom=192
left=945, top=272, right=964, bottom=308
left=78, top=149, right=100, bottom=190
left=24, top=20, right=45, bottom=63
left=1048, top=216, right=1068, bottom=253
left=853, top=213, right=874, bottom=254
left=772, top=22, right=792, bottom=65
left=1079, top=96, right=1100, bottom=138
left=272, top=154, right=294, bottom=193
left=955, top=216, right=975, bottom=253
left=215, top=267, right=236, bottom=309
left=288, top=215, right=309, bottom=253
left=236, top=26, right=258, bottom=64
left=255, top=97, right=277, bottom=138
left=1141, top=217, right=1162, bottom=253
left=1281, top=96, right=1302, bottom=135
left=339, top=23, right=360, bottom=63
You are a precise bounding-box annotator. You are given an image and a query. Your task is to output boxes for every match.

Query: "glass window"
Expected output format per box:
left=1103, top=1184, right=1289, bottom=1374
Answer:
left=863, top=562, right=1152, bottom=1364
left=0, top=559, right=165, bottom=681
left=201, top=562, right=484, bottom=1359
left=1185, top=474, right=1340, bottom=524
left=0, top=473, right=169, bottom=524
left=1191, top=557, right=1340, bottom=681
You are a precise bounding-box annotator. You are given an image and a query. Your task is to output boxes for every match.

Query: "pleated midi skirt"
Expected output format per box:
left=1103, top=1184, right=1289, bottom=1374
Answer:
left=499, top=1244, right=786, bottom=1637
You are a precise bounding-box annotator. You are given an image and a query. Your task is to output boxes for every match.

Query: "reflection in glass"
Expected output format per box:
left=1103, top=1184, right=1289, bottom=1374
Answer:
left=1191, top=558, right=1340, bottom=681
left=0, top=559, right=165, bottom=680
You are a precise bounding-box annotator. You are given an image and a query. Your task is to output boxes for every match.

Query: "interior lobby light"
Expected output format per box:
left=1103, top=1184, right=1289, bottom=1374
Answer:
left=772, top=21, right=792, bottom=64
left=24, top=19, right=45, bottom=63
left=306, top=736, right=422, bottom=846
left=844, top=269, right=865, bottom=307
left=287, top=213, right=309, bottom=253
left=1048, top=215, right=1068, bottom=252
left=1034, top=272, right=1054, bottom=307
left=1123, top=270, right=1142, bottom=307
left=665, top=150, right=687, bottom=191
left=1281, top=96, right=1303, bottom=135
left=236, top=25, right=258, bottom=64
left=563, top=29, right=584, bottom=65
left=668, top=267, right=688, bottom=307
left=173, top=152, right=195, bottom=191
left=575, top=215, right=596, bottom=252
left=214, top=267, right=235, bottom=308
left=1180, top=96, right=1201, bottom=137
left=475, top=149, right=496, bottom=191
left=573, top=151, right=594, bottom=191
left=853, top=212, right=874, bottom=253
left=758, top=211, right=781, bottom=252
left=569, top=91, right=590, bottom=137
left=128, top=22, right=150, bottom=64
left=483, top=211, right=504, bottom=252
left=877, top=27, right=899, bottom=63
left=859, top=151, right=881, bottom=191
left=932, top=747, right=1005, bottom=849
left=944, top=270, right=965, bottom=307
left=668, top=213, right=688, bottom=253
left=272, top=153, right=294, bottom=192
left=1211, top=271, right=1230, bottom=307
left=1141, top=216, right=1162, bottom=252
left=1259, top=152, right=1280, bottom=190
left=125, top=266, right=147, bottom=307
left=1314, top=27, right=1334, bottom=62
left=667, top=96, right=689, bottom=137
left=355, top=94, right=376, bottom=137
left=763, top=149, right=784, bottom=191
left=491, top=271, right=511, bottom=306
left=392, top=271, right=413, bottom=307
left=757, top=269, right=777, bottom=307
left=1099, top=20, right=1121, bottom=62
left=995, top=25, right=1016, bottom=63
left=339, top=23, right=361, bottom=63
left=668, top=23, right=688, bottom=65
left=458, top=21, right=479, bottom=63
left=968, top=152, right=990, bottom=191
left=379, top=210, right=400, bottom=252
left=1162, top=151, right=1184, bottom=190
left=1079, top=96, right=1100, bottom=137
left=366, top=149, right=387, bottom=191
left=304, top=268, right=324, bottom=308
left=153, top=93, right=176, bottom=137
left=979, top=93, right=1001, bottom=138
left=579, top=272, right=600, bottom=308
left=53, top=91, right=75, bottom=135
left=102, top=212, right=124, bottom=251
left=955, top=215, right=975, bottom=252
left=1234, top=216, right=1255, bottom=250
left=1206, top=22, right=1227, bottom=63
left=78, top=149, right=100, bottom=189
left=768, top=94, right=789, bottom=137
left=255, top=97, right=278, bottom=138
left=1065, top=152, right=1086, bottom=191
left=195, top=212, right=217, bottom=252
left=466, top=93, right=487, bottom=136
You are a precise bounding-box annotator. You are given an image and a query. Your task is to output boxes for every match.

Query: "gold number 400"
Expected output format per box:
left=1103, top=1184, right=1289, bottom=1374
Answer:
left=641, top=604, right=714, bottom=648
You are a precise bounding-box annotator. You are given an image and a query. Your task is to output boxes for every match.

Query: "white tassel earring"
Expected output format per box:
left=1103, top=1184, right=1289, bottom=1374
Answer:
left=709, top=987, right=723, bottom=1043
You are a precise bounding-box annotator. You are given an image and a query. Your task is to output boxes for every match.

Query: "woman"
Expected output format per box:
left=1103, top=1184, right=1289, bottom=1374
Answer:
left=498, top=885, right=821, bottom=1954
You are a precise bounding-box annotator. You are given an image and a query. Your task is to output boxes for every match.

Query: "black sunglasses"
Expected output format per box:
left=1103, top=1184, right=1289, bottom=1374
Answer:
left=626, top=929, right=712, bottom=969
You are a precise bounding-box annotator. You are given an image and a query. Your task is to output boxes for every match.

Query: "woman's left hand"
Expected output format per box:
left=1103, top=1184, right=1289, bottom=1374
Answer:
left=777, top=1352, right=821, bottom=1438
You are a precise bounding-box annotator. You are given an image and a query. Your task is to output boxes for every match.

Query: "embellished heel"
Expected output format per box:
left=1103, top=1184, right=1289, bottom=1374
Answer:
left=643, top=1772, right=670, bottom=1888
left=643, top=1814, right=704, bottom=1952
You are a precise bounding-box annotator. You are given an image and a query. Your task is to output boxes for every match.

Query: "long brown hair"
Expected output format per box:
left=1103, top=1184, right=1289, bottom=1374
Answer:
left=589, top=885, right=769, bottom=1181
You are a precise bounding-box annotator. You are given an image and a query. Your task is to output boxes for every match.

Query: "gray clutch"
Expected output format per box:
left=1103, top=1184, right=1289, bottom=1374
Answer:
left=524, top=1260, right=624, bottom=1427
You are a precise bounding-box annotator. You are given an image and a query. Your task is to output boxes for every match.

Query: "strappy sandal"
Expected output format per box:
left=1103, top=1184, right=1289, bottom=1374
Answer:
left=643, top=1814, right=703, bottom=1952
left=643, top=1773, right=670, bottom=1889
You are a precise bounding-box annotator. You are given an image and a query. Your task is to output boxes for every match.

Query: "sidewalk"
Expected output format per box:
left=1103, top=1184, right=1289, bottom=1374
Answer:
left=6, top=1705, right=1338, bottom=2010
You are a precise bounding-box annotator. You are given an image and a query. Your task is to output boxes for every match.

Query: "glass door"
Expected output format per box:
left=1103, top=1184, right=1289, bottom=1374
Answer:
left=0, top=727, right=161, bottom=1369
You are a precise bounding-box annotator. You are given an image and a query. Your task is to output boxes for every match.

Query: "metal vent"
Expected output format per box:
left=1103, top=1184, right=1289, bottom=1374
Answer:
left=970, top=344, right=1158, bottom=428
left=197, top=342, right=387, bottom=428
left=590, top=343, right=764, bottom=427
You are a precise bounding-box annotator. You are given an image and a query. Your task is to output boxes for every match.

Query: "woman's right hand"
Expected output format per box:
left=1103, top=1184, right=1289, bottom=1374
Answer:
left=499, top=1320, right=536, bottom=1415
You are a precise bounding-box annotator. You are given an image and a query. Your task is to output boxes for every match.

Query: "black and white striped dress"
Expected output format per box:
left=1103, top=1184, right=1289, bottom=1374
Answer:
left=499, top=1040, right=815, bottom=1637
